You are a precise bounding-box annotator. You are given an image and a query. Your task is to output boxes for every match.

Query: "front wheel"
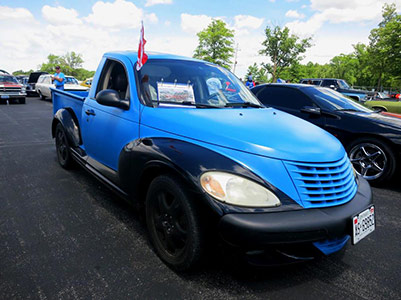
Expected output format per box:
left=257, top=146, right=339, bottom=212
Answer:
left=146, top=175, right=204, bottom=271
left=348, top=138, right=396, bottom=184
left=55, top=123, right=74, bottom=169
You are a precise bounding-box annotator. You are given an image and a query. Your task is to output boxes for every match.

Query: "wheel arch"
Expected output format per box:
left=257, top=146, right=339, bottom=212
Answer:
left=51, top=108, right=82, bottom=147
left=371, top=105, right=388, bottom=112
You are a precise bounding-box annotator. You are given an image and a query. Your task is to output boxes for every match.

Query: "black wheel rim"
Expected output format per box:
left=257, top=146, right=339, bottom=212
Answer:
left=151, top=190, right=188, bottom=257
left=56, top=129, right=68, bottom=164
left=349, top=143, right=387, bottom=180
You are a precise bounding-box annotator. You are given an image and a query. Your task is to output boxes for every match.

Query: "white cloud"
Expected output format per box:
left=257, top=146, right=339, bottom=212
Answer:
left=234, top=15, right=264, bottom=29
left=180, top=13, right=212, bottom=33
left=0, top=6, right=34, bottom=22
left=286, top=0, right=401, bottom=35
left=85, top=0, right=143, bottom=29
left=285, top=10, right=305, bottom=19
left=145, top=0, right=173, bottom=7
left=42, top=5, right=82, bottom=25
left=145, top=13, right=158, bottom=24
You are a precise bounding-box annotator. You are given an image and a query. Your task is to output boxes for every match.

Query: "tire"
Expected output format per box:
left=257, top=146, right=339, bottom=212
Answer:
left=347, top=137, right=397, bottom=184
left=19, top=98, right=26, bottom=104
left=38, top=90, right=46, bottom=100
left=146, top=175, right=204, bottom=271
left=55, top=123, right=74, bottom=169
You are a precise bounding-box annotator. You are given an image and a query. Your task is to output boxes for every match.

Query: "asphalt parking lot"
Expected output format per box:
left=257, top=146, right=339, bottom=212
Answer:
left=1, top=97, right=400, bottom=299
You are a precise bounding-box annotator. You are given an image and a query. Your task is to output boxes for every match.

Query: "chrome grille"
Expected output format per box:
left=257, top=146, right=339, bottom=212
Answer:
left=284, top=154, right=357, bottom=208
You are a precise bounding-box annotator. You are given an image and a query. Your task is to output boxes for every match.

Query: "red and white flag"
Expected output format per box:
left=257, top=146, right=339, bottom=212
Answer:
left=136, top=21, right=148, bottom=71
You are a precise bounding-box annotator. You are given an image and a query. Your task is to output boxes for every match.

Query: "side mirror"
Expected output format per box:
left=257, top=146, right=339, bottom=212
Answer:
left=96, top=89, right=129, bottom=110
left=301, top=106, right=321, bottom=115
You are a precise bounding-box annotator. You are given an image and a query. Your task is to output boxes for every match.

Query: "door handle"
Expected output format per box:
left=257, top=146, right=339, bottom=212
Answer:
left=85, top=109, right=96, bottom=116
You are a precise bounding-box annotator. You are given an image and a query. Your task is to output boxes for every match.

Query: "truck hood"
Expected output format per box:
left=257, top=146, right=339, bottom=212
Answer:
left=141, top=107, right=344, bottom=162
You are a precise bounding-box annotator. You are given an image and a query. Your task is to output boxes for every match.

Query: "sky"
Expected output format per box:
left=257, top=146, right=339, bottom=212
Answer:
left=1, top=0, right=400, bottom=78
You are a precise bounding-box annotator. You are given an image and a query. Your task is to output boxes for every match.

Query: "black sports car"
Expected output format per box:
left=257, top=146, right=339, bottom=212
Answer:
left=251, top=83, right=401, bottom=184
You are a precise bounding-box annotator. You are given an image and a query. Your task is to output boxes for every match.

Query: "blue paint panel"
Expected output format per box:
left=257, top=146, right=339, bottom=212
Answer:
left=313, top=235, right=350, bottom=255
left=139, top=106, right=345, bottom=163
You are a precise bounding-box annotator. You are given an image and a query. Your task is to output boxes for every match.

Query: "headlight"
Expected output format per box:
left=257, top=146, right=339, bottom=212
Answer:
left=200, top=171, right=281, bottom=207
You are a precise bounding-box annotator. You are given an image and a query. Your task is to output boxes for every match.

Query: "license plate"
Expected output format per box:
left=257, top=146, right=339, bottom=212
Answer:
left=1, top=95, right=10, bottom=99
left=352, top=206, right=375, bottom=244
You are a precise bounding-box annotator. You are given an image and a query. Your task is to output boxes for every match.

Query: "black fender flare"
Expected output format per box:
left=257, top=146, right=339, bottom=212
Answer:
left=118, top=137, right=297, bottom=215
left=51, top=108, right=82, bottom=147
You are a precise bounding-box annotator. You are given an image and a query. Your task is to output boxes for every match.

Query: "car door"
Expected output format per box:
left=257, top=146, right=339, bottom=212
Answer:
left=255, top=86, right=325, bottom=128
left=81, top=58, right=140, bottom=182
left=44, top=76, right=53, bottom=97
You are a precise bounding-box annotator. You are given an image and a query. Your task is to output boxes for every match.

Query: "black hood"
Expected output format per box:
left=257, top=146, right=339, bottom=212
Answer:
left=28, top=72, right=48, bottom=83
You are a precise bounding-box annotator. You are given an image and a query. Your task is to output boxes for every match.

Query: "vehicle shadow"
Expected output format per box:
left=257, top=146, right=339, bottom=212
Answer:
left=61, top=157, right=350, bottom=296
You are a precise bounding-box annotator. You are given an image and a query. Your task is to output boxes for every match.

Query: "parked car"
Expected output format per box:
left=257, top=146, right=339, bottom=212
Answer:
left=36, top=74, right=89, bottom=99
left=300, top=78, right=373, bottom=102
left=16, top=75, right=29, bottom=86
left=364, top=98, right=401, bottom=114
left=252, top=83, right=401, bottom=184
left=0, top=70, right=26, bottom=104
left=80, top=77, right=93, bottom=88
left=26, top=71, right=48, bottom=96
left=51, top=52, right=374, bottom=271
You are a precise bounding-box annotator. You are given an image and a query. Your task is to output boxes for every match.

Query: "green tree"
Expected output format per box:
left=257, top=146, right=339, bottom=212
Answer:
left=12, top=69, right=34, bottom=76
left=193, top=19, right=235, bottom=69
left=259, top=25, right=312, bottom=82
left=368, top=3, right=401, bottom=89
left=39, top=52, right=93, bottom=80
left=246, top=63, right=269, bottom=83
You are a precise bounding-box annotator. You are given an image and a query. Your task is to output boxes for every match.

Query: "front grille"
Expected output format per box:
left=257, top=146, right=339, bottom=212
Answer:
left=284, top=154, right=357, bottom=208
left=1, top=87, right=21, bottom=93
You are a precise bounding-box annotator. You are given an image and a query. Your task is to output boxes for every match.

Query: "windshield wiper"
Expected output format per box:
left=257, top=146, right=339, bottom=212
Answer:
left=156, top=100, right=221, bottom=108
left=224, top=102, right=264, bottom=108
left=336, top=108, right=360, bottom=112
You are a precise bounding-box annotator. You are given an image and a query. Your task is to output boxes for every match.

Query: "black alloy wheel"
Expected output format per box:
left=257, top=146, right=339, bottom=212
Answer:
left=348, top=138, right=397, bottom=184
left=55, top=123, right=73, bottom=169
left=146, top=175, right=204, bottom=271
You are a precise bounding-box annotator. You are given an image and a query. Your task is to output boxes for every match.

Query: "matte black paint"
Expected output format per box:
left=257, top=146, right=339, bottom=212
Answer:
left=52, top=108, right=82, bottom=147
left=219, top=176, right=372, bottom=247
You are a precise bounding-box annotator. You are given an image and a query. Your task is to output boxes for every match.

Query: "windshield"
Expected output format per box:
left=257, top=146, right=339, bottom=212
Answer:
left=136, top=59, right=262, bottom=108
left=65, top=77, right=78, bottom=85
left=338, top=80, right=350, bottom=89
left=307, top=87, right=372, bottom=112
left=0, top=75, right=19, bottom=84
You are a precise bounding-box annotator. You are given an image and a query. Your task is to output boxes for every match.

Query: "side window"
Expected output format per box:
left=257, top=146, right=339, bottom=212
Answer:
left=257, top=87, right=314, bottom=110
left=96, top=60, right=129, bottom=100
left=321, top=80, right=338, bottom=87
left=47, top=77, right=52, bottom=84
left=38, top=76, right=43, bottom=83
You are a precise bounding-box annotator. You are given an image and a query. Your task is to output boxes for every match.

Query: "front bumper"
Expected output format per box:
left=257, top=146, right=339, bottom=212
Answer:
left=0, top=93, right=26, bottom=99
left=218, top=176, right=372, bottom=248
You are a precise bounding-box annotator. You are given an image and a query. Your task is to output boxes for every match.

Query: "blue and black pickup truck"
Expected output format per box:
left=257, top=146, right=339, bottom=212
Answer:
left=51, top=51, right=375, bottom=271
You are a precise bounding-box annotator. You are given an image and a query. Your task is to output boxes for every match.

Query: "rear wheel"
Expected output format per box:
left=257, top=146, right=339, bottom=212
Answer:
left=55, top=123, right=74, bottom=169
left=348, top=138, right=396, bottom=184
left=38, top=90, right=46, bottom=100
left=146, top=175, right=204, bottom=271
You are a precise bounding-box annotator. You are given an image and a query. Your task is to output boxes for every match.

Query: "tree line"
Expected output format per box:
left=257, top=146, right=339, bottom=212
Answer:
left=13, top=52, right=95, bottom=81
left=193, top=3, right=401, bottom=91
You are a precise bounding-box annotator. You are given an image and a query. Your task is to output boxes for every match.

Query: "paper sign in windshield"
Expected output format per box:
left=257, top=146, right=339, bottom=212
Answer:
left=157, top=82, right=195, bottom=103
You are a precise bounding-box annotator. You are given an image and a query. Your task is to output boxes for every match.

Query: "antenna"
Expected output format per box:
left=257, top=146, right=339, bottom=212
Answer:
left=232, top=43, right=240, bottom=74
